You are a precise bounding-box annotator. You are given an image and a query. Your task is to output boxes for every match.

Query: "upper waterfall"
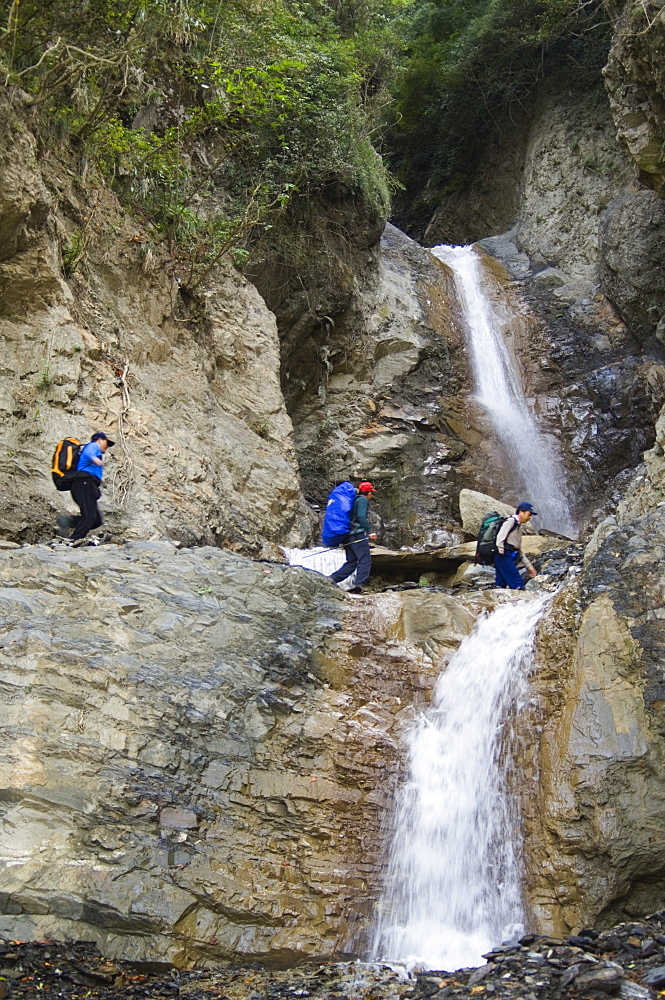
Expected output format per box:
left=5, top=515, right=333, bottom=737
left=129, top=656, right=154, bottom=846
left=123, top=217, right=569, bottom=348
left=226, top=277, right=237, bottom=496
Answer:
left=432, top=244, right=575, bottom=537
left=372, top=594, right=550, bottom=971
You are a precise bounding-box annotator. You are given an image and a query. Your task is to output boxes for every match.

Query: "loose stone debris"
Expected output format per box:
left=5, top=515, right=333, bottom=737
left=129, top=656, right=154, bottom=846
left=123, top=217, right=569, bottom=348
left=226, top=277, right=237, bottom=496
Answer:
left=4, top=914, right=665, bottom=1000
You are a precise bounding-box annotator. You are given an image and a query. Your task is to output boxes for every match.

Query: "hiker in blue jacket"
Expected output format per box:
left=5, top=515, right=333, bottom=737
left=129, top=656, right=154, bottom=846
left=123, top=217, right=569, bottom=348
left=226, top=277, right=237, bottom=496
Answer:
left=329, top=482, right=378, bottom=594
left=494, top=502, right=538, bottom=590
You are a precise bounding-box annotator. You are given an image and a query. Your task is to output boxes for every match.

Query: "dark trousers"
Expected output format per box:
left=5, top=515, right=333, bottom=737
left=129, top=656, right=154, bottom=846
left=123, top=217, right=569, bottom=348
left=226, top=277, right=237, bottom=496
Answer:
left=495, top=551, right=525, bottom=590
left=330, top=537, right=372, bottom=586
left=70, top=477, right=103, bottom=540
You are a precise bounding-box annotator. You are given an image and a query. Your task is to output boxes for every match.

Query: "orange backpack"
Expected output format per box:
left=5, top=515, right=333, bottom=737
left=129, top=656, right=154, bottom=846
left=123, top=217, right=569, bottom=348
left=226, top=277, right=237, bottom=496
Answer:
left=51, top=437, right=82, bottom=491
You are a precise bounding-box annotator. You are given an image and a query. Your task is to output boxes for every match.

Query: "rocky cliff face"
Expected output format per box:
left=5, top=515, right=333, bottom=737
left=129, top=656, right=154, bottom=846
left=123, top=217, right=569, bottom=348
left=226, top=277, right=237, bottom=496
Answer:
left=283, top=224, right=480, bottom=547
left=522, top=414, right=665, bottom=933
left=0, top=95, right=313, bottom=554
left=604, top=0, right=665, bottom=199
left=1, top=2, right=665, bottom=963
left=285, top=68, right=663, bottom=541
left=1, top=60, right=661, bottom=553
left=426, top=73, right=664, bottom=524
left=0, top=536, right=517, bottom=965
left=602, top=0, right=665, bottom=344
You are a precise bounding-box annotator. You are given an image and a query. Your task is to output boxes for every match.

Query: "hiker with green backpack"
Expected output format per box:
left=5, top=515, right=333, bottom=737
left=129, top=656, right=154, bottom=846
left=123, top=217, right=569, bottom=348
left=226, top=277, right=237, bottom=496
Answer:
left=476, top=502, right=538, bottom=590
left=495, top=503, right=538, bottom=589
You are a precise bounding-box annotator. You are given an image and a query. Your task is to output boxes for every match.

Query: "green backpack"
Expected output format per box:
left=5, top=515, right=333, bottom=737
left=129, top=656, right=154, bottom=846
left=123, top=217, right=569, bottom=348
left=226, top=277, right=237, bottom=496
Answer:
left=475, top=512, right=507, bottom=565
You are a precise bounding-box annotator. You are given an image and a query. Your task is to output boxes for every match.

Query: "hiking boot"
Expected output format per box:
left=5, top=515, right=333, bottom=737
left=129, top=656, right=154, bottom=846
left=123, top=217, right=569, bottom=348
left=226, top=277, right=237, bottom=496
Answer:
left=56, top=514, right=75, bottom=537
left=349, top=586, right=363, bottom=594
left=71, top=537, right=88, bottom=547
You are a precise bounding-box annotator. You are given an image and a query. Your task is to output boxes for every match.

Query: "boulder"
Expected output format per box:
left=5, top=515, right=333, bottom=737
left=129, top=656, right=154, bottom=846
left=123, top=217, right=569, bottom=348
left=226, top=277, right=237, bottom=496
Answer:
left=459, top=489, right=537, bottom=535
left=574, top=967, right=623, bottom=994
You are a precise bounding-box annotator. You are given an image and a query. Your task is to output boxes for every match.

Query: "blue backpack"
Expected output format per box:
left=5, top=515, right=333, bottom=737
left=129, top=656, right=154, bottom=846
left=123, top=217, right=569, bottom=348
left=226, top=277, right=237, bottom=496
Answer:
left=321, top=481, right=357, bottom=546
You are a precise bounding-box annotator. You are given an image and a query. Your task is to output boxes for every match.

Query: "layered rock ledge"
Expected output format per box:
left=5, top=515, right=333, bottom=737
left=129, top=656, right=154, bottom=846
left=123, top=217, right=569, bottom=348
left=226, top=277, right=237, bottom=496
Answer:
left=0, top=540, right=514, bottom=966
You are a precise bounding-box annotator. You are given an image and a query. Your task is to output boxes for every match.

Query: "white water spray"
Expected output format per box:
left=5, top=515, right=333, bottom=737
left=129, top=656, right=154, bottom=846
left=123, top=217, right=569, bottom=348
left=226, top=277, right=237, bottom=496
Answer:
left=284, top=546, right=358, bottom=589
left=372, top=595, right=549, bottom=972
left=432, top=244, right=574, bottom=536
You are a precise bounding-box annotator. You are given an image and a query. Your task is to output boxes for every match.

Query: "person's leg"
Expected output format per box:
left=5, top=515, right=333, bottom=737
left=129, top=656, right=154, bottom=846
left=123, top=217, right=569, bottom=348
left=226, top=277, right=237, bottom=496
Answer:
left=91, top=497, right=103, bottom=531
left=494, top=553, right=524, bottom=590
left=495, top=557, right=508, bottom=588
left=70, top=480, right=101, bottom=540
left=352, top=538, right=372, bottom=586
left=330, top=543, right=359, bottom=583
left=56, top=513, right=76, bottom=536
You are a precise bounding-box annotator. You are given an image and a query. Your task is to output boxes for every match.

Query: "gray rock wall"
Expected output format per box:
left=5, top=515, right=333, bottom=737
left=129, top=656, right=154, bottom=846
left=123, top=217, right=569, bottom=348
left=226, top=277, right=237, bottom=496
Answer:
left=604, top=0, right=665, bottom=198
left=522, top=413, right=665, bottom=932
left=603, top=0, right=665, bottom=344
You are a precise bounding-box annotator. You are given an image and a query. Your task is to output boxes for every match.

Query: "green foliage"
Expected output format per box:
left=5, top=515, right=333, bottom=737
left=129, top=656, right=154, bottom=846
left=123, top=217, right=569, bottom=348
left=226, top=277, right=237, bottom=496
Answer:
left=0, top=0, right=397, bottom=285
left=35, top=362, right=52, bottom=388
left=61, top=228, right=87, bottom=275
left=387, top=0, right=615, bottom=224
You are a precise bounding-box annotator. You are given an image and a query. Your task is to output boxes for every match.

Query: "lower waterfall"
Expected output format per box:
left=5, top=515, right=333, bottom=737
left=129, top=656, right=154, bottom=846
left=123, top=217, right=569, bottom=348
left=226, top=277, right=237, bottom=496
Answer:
left=372, top=595, right=550, bottom=972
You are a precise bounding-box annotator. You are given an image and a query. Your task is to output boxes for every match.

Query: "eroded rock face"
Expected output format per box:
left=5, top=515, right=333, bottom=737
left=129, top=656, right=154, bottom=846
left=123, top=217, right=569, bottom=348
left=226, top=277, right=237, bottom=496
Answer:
left=0, top=97, right=312, bottom=554
left=599, top=187, right=665, bottom=342
left=523, top=412, right=665, bottom=932
left=512, top=84, right=631, bottom=288
left=604, top=0, right=665, bottom=197
left=0, top=539, right=511, bottom=965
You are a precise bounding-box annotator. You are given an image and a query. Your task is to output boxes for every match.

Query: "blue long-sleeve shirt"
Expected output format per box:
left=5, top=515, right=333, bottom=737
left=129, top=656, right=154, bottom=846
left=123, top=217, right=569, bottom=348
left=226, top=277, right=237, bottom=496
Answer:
left=76, top=441, right=104, bottom=480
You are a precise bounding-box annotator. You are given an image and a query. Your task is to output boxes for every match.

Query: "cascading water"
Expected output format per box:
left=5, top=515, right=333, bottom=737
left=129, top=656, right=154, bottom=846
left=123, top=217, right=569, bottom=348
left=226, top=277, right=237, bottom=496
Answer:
left=431, top=244, right=575, bottom=537
left=372, top=594, right=550, bottom=972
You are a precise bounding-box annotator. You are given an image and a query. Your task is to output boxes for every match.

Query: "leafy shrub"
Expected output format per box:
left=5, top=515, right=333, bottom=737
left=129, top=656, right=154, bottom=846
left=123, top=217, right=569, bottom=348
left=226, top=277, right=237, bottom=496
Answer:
left=385, top=0, right=615, bottom=230
left=0, top=0, right=397, bottom=284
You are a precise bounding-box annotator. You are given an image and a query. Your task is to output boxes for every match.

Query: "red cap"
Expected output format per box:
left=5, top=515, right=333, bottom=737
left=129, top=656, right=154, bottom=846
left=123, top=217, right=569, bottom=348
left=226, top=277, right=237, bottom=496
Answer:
left=358, top=481, right=376, bottom=493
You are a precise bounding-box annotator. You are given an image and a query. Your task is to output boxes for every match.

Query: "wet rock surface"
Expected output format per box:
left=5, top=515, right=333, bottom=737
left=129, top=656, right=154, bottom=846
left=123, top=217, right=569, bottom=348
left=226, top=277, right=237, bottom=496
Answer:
left=6, top=914, right=665, bottom=1000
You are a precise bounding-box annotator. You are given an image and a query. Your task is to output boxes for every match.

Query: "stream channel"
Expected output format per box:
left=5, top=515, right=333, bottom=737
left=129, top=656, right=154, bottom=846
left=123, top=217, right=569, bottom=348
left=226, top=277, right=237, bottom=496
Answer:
left=287, top=241, right=573, bottom=970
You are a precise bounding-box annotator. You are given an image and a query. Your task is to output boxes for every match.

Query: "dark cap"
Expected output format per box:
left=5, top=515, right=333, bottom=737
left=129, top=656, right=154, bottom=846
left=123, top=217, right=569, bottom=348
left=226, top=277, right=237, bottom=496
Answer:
left=516, top=501, right=538, bottom=515
left=91, top=432, right=115, bottom=447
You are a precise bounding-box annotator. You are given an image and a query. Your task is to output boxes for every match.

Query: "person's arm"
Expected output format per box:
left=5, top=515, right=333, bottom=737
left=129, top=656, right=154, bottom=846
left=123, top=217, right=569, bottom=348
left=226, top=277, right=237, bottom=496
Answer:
left=354, top=495, right=370, bottom=533
left=495, top=517, right=514, bottom=555
left=79, top=443, right=104, bottom=468
left=518, top=551, right=537, bottom=577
